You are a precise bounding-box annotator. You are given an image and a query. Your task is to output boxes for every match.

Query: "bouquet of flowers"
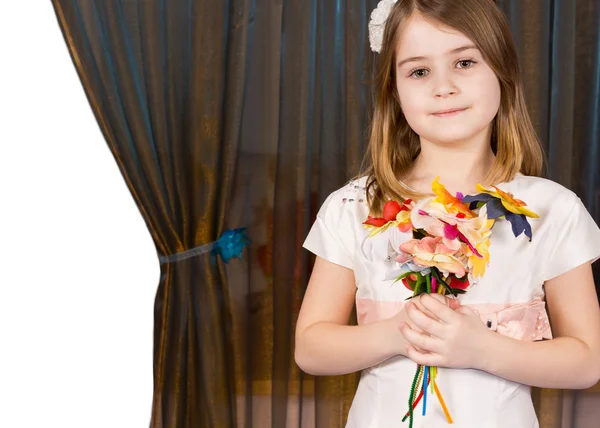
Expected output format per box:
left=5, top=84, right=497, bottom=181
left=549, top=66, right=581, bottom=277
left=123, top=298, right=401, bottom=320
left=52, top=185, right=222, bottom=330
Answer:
left=363, top=177, right=539, bottom=426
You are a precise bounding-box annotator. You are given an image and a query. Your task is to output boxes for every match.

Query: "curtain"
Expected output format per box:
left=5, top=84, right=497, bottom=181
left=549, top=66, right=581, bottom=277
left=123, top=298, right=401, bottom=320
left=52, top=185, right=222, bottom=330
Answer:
left=225, top=1, right=379, bottom=426
left=496, top=1, right=600, bottom=427
left=51, top=0, right=599, bottom=427
left=51, top=1, right=253, bottom=426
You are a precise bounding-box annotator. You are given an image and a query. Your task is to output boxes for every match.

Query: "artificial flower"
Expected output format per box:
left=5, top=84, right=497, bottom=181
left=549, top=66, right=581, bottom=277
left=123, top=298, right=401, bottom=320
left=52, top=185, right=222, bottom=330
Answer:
left=457, top=204, right=494, bottom=279
left=411, top=197, right=492, bottom=259
left=384, top=260, right=431, bottom=283
left=212, top=228, right=251, bottom=263
left=471, top=184, right=538, bottom=216
left=466, top=236, right=491, bottom=280
left=363, top=199, right=413, bottom=236
left=463, top=184, right=539, bottom=241
left=399, top=236, right=468, bottom=277
left=431, top=177, right=476, bottom=218
left=447, top=273, right=470, bottom=290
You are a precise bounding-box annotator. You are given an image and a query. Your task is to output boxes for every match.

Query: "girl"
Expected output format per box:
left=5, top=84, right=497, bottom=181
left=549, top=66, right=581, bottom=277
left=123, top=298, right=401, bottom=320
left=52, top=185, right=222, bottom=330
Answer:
left=294, top=0, right=600, bottom=427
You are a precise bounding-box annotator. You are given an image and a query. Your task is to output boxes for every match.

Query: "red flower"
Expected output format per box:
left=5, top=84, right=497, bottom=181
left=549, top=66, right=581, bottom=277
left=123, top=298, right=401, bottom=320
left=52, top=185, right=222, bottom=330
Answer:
left=401, top=273, right=419, bottom=291
left=448, top=275, right=470, bottom=290
left=363, top=216, right=387, bottom=227
left=363, top=200, right=412, bottom=227
left=401, top=274, right=470, bottom=293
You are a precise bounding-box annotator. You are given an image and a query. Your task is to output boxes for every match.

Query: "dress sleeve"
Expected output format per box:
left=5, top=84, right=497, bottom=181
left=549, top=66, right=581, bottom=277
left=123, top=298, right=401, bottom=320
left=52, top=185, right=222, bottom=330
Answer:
left=303, top=191, right=355, bottom=270
left=542, top=193, right=600, bottom=281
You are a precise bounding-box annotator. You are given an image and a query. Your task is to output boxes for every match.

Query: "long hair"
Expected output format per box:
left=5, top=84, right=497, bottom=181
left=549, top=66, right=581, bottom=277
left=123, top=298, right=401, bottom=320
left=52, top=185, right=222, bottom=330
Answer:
left=360, top=0, right=544, bottom=216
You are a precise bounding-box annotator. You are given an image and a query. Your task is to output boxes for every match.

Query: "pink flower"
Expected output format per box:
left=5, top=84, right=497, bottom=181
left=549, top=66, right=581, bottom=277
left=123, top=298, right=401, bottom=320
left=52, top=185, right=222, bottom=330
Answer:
left=398, top=236, right=468, bottom=277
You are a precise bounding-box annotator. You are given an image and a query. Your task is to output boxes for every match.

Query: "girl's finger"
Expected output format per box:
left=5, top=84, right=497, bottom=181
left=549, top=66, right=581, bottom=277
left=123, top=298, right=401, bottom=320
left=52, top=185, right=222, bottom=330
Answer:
left=420, top=294, right=459, bottom=324
left=398, top=323, right=428, bottom=353
left=428, top=293, right=460, bottom=310
left=400, top=323, right=440, bottom=353
left=410, top=297, right=440, bottom=321
left=406, top=344, right=440, bottom=367
left=406, top=302, right=445, bottom=338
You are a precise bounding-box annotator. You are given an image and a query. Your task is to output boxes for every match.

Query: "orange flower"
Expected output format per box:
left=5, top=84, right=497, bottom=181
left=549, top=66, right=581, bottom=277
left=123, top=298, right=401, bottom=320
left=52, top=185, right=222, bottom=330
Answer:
left=432, top=177, right=475, bottom=218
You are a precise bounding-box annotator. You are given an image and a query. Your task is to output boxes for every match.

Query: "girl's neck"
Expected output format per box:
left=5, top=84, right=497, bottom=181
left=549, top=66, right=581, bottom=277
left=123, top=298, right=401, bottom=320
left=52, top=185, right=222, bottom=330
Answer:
left=400, top=139, right=497, bottom=196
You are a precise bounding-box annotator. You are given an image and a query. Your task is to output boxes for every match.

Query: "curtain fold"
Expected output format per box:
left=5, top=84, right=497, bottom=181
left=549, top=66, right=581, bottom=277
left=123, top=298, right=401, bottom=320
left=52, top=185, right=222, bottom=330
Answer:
left=51, top=0, right=599, bottom=426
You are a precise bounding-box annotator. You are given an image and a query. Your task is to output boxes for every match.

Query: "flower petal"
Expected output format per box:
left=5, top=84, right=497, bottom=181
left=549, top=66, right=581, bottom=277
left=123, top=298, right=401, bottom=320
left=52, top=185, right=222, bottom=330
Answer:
left=363, top=217, right=387, bottom=227
left=383, top=201, right=402, bottom=221
left=500, top=199, right=523, bottom=215
left=395, top=252, right=412, bottom=263
left=505, top=211, right=533, bottom=241
left=486, top=198, right=508, bottom=219
left=443, top=224, right=459, bottom=240
left=516, top=206, right=540, bottom=219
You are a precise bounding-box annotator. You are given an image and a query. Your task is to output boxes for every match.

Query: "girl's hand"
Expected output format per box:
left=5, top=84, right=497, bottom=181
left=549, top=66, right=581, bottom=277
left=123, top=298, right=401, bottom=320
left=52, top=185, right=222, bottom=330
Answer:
left=408, top=293, right=461, bottom=322
left=386, top=294, right=461, bottom=357
left=400, top=294, right=492, bottom=369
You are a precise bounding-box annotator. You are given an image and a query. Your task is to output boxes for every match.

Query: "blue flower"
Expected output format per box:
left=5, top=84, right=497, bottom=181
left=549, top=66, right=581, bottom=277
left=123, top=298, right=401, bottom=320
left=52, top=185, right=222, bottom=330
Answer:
left=211, top=228, right=250, bottom=263
left=462, top=185, right=538, bottom=241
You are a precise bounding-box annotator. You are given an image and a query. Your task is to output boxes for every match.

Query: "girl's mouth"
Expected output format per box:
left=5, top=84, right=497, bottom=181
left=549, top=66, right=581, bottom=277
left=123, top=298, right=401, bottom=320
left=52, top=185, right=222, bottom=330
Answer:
left=432, top=107, right=468, bottom=117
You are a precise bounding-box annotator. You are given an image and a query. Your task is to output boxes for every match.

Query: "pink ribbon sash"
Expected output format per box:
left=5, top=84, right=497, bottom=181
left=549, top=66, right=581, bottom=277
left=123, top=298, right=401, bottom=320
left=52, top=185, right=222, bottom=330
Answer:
left=356, top=297, right=552, bottom=341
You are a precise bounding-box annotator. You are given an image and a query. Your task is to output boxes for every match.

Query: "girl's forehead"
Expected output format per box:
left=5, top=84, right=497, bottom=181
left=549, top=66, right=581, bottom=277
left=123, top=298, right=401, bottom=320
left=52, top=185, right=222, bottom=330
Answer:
left=396, top=16, right=474, bottom=58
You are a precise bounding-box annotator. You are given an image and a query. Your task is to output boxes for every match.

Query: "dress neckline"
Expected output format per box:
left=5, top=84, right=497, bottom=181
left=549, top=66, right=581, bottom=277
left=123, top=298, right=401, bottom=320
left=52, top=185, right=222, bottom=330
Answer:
left=398, top=172, right=523, bottom=196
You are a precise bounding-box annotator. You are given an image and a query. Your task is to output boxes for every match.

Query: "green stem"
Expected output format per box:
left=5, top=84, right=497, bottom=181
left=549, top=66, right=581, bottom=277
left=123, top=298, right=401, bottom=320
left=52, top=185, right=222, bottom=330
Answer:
left=414, top=273, right=423, bottom=296
left=431, top=268, right=455, bottom=296
left=407, top=365, right=421, bottom=427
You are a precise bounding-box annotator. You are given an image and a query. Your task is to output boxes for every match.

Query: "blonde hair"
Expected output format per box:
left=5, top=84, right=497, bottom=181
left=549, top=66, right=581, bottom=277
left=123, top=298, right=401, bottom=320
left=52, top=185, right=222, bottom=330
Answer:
left=360, top=0, right=545, bottom=216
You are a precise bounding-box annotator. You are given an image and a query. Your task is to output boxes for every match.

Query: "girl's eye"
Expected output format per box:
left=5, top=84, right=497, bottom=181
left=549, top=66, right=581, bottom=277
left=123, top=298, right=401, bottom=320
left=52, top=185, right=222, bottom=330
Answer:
left=409, top=68, right=429, bottom=79
left=457, top=59, right=476, bottom=69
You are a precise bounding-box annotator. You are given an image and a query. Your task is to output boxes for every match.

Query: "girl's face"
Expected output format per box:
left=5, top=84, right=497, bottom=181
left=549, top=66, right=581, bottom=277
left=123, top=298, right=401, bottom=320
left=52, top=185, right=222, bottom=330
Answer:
left=395, top=15, right=501, bottom=146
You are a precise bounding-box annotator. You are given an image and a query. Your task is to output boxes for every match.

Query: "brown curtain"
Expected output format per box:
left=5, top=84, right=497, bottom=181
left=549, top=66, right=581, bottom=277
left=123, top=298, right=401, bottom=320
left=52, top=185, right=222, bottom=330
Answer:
left=51, top=0, right=599, bottom=427
left=496, top=1, right=600, bottom=427
left=51, top=0, right=253, bottom=426
left=225, top=2, right=378, bottom=425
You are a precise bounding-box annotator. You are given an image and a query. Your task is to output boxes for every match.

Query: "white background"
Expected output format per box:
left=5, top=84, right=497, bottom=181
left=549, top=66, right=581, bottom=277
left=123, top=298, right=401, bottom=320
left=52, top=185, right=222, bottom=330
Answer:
left=0, top=2, right=156, bottom=426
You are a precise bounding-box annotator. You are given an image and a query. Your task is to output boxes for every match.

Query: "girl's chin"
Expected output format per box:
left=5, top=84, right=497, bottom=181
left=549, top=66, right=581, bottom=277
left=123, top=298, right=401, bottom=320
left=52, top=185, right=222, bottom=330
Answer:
left=420, top=134, right=480, bottom=145
left=419, top=124, right=490, bottom=145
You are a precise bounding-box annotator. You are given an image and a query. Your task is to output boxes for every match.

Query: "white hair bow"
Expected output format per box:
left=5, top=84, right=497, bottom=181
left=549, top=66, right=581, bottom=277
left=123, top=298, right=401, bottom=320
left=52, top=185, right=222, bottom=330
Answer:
left=368, top=0, right=398, bottom=53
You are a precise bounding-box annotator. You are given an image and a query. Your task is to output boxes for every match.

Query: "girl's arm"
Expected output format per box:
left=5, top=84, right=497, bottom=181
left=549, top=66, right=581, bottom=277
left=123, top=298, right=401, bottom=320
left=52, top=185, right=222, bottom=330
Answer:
left=480, top=261, right=600, bottom=389
left=295, top=256, right=408, bottom=376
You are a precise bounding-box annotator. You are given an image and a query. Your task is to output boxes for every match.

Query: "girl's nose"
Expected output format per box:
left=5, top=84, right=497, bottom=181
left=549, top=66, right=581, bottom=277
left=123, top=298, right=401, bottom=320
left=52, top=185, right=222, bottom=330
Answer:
left=436, top=87, right=458, bottom=98
left=433, top=73, right=459, bottom=98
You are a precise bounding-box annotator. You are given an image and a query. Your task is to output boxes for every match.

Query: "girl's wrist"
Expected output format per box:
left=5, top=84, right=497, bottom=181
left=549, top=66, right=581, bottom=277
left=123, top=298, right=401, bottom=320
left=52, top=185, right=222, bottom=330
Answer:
left=381, top=316, right=409, bottom=358
left=474, top=328, right=499, bottom=372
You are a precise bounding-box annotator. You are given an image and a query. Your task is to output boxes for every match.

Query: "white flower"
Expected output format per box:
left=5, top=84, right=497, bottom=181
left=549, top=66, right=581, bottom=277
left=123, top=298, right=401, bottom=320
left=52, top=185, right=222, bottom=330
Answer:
left=368, top=0, right=398, bottom=53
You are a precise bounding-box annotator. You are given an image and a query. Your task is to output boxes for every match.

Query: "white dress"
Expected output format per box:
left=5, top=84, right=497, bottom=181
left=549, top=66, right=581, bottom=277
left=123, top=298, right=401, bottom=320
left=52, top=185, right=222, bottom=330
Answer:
left=302, top=173, right=600, bottom=428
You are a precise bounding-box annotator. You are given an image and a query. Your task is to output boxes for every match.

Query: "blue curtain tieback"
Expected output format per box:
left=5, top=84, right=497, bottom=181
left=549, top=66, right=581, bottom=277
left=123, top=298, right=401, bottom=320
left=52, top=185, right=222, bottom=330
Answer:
left=159, top=227, right=250, bottom=264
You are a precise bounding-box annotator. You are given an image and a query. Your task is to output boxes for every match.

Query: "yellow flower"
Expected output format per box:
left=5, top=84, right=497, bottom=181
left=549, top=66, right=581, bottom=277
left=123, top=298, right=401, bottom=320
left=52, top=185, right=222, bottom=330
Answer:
left=475, top=184, right=539, bottom=218
left=459, top=210, right=494, bottom=279
left=467, top=237, right=491, bottom=279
